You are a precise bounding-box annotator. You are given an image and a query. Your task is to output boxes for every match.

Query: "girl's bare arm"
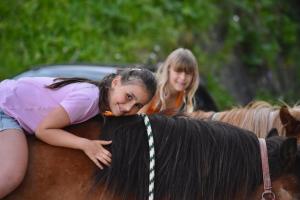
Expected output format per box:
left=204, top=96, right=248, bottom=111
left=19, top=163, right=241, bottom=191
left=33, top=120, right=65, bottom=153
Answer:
left=35, top=106, right=111, bottom=169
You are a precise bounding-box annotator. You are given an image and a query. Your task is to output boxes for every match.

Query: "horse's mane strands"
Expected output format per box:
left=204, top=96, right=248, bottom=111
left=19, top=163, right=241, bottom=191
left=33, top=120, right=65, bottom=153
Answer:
left=94, top=115, right=263, bottom=200
left=211, top=101, right=293, bottom=137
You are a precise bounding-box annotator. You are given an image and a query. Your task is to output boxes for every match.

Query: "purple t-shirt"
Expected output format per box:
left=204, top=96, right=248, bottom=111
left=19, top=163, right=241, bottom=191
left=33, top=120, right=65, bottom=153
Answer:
left=0, top=77, right=100, bottom=134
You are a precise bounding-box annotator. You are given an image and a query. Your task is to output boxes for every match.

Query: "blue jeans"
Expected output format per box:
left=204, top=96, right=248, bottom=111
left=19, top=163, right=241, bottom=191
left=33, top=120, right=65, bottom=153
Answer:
left=0, top=109, right=22, bottom=132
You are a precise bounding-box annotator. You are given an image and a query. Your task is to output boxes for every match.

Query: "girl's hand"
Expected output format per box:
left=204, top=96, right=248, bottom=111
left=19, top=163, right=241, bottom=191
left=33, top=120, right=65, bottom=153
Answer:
left=81, top=139, right=112, bottom=169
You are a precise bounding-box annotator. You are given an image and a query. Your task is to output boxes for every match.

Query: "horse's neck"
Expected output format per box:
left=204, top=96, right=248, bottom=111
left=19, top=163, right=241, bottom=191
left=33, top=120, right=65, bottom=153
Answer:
left=217, top=109, right=284, bottom=137
left=189, top=110, right=215, bottom=120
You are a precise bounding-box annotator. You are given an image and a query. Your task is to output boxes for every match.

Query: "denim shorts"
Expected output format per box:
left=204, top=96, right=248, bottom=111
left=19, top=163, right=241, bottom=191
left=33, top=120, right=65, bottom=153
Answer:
left=0, top=109, right=22, bottom=132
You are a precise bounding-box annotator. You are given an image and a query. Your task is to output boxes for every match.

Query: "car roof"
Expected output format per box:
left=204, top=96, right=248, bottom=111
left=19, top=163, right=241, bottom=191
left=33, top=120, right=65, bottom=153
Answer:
left=14, top=64, right=119, bottom=81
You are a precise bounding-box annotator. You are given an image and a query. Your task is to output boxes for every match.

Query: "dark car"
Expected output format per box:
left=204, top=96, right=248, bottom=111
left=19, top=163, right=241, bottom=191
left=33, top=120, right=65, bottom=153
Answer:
left=15, top=64, right=218, bottom=111
left=14, top=64, right=118, bottom=81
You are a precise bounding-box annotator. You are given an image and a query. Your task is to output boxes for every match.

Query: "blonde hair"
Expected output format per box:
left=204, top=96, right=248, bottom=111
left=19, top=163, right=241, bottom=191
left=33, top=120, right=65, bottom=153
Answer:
left=156, top=48, right=200, bottom=112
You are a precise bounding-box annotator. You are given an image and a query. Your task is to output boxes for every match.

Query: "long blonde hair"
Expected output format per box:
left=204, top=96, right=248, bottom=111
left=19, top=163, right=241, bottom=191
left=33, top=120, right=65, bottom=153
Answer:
left=156, top=48, right=199, bottom=112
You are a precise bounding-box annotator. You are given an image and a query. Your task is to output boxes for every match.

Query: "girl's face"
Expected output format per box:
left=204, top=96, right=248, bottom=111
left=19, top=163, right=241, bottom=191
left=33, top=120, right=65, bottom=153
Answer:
left=168, top=66, right=193, bottom=93
left=108, top=76, right=150, bottom=116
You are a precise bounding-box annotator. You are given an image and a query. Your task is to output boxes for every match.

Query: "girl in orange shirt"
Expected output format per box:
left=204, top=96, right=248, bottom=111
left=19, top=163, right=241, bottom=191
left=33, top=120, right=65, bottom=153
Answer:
left=140, top=48, right=199, bottom=114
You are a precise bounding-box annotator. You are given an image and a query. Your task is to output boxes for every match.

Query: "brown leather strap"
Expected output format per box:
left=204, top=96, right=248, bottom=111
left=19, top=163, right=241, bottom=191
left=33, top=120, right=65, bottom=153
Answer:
left=258, top=138, right=276, bottom=200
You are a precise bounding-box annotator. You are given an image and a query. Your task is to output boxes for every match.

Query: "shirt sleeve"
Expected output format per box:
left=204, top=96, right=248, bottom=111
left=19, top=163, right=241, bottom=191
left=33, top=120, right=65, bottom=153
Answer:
left=60, top=87, right=99, bottom=124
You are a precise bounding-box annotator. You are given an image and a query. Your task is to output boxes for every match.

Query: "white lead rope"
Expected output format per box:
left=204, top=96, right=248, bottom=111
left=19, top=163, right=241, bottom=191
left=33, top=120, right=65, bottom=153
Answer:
left=141, top=114, right=155, bottom=200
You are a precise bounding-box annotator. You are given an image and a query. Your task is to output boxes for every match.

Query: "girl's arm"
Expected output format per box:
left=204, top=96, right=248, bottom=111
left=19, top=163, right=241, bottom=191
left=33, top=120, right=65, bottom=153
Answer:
left=35, top=106, right=111, bottom=169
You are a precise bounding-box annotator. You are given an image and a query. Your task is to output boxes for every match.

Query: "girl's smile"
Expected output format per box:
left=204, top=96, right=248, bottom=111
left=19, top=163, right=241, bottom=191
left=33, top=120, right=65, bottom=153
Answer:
left=169, top=68, right=193, bottom=93
left=108, top=76, right=150, bottom=116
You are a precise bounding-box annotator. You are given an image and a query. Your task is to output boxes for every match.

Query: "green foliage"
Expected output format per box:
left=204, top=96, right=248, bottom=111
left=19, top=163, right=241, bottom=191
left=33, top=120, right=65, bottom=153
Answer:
left=0, top=0, right=299, bottom=109
left=224, top=0, right=300, bottom=69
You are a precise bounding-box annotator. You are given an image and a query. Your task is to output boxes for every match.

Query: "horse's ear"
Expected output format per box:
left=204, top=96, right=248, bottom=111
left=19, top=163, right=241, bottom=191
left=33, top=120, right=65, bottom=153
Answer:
left=280, top=138, right=297, bottom=166
left=279, top=106, right=300, bottom=137
left=280, top=106, right=292, bottom=125
left=266, top=128, right=279, bottom=138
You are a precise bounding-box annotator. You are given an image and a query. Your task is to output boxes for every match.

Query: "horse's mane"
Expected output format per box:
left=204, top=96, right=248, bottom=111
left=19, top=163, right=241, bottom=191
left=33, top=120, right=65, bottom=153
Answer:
left=216, top=101, right=282, bottom=137
left=93, top=114, right=266, bottom=200
left=192, top=101, right=300, bottom=138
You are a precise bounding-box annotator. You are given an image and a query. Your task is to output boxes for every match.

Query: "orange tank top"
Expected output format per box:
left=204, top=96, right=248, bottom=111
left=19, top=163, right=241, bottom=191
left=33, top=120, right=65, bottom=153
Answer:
left=103, top=111, right=113, bottom=116
left=146, top=92, right=184, bottom=115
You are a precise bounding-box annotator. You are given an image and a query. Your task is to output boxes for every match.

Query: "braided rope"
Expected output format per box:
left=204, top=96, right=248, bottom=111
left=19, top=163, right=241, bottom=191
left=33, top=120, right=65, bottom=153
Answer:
left=141, top=114, right=155, bottom=200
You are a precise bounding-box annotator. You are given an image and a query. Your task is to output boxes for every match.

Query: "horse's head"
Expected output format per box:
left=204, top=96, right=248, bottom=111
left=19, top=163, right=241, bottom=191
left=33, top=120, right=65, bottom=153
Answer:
left=279, top=106, right=300, bottom=142
left=264, top=129, right=300, bottom=199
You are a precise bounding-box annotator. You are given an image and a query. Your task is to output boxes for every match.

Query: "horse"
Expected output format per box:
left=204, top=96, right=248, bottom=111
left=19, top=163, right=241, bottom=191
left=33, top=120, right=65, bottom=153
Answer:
left=4, top=114, right=300, bottom=200
left=189, top=101, right=300, bottom=141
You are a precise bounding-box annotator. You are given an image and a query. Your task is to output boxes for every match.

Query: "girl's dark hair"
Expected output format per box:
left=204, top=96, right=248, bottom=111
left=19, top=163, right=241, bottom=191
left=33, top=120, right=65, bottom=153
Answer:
left=46, top=68, right=157, bottom=113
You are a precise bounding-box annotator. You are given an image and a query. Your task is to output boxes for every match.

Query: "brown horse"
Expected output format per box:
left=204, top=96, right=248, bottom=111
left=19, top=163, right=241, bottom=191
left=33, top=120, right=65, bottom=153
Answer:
left=190, top=101, right=300, bottom=141
left=4, top=114, right=300, bottom=200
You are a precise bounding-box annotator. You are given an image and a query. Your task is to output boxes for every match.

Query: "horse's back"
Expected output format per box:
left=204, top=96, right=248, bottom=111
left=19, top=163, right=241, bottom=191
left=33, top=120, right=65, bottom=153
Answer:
left=4, top=119, right=102, bottom=200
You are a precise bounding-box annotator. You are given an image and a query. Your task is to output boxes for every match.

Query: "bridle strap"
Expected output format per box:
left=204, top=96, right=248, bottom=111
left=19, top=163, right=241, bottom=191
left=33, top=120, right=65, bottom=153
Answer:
left=141, top=114, right=155, bottom=200
left=210, top=112, right=218, bottom=121
left=258, top=138, right=276, bottom=200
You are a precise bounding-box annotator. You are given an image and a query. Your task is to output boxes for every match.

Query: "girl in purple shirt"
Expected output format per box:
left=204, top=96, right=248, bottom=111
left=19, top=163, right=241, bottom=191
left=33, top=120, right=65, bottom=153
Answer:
left=0, top=68, right=157, bottom=198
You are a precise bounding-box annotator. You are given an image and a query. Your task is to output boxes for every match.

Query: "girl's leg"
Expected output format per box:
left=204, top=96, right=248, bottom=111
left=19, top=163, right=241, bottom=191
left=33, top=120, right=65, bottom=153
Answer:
left=0, top=129, right=28, bottom=198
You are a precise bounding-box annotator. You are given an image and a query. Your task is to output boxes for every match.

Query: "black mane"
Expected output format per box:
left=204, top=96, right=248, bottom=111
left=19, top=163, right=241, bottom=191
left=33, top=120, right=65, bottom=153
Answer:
left=93, top=114, right=284, bottom=200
